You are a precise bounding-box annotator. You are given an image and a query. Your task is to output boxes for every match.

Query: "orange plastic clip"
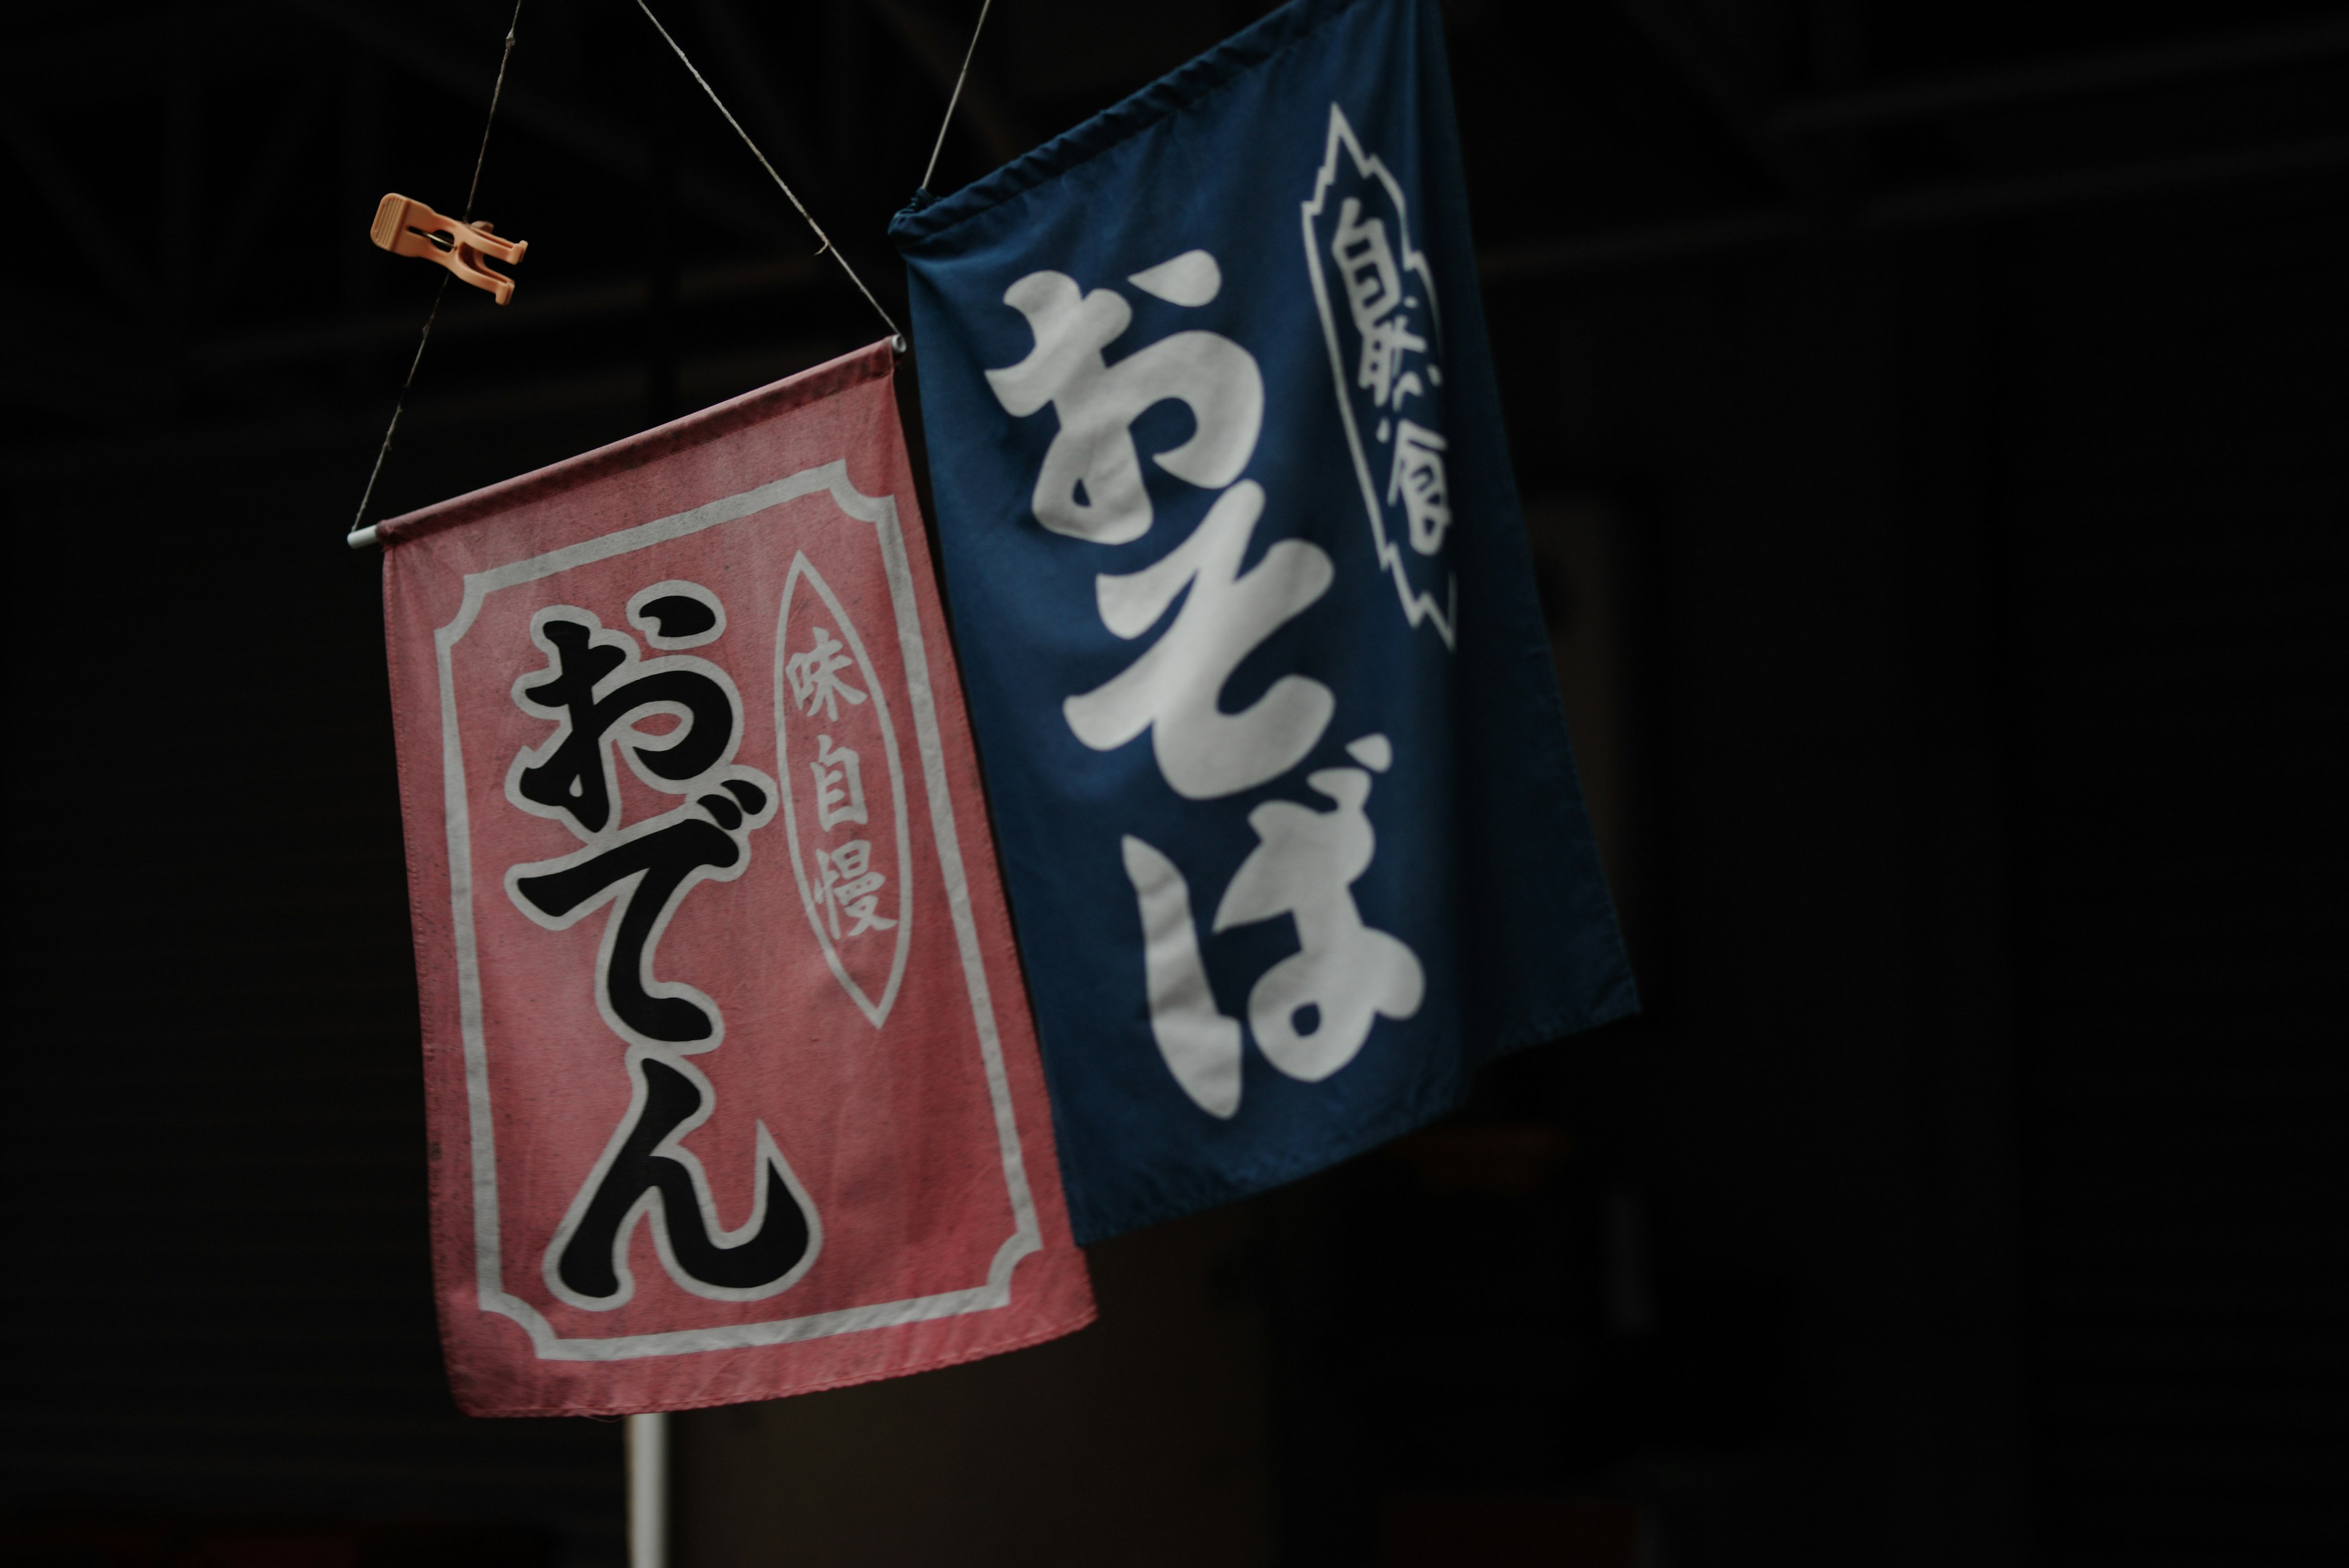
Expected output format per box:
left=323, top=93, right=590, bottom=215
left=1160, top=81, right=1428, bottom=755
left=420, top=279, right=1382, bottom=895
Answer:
left=369, top=193, right=527, bottom=305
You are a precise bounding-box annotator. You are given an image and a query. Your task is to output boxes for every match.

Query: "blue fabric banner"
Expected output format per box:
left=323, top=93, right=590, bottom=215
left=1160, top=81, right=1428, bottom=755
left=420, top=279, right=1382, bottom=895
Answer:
left=890, top=0, right=1635, bottom=1241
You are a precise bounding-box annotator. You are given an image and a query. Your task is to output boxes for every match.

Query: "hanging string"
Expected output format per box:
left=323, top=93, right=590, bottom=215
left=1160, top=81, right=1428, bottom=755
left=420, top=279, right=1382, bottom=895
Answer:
left=630, top=0, right=904, bottom=349
left=921, top=0, right=996, bottom=193
left=347, top=1, right=524, bottom=538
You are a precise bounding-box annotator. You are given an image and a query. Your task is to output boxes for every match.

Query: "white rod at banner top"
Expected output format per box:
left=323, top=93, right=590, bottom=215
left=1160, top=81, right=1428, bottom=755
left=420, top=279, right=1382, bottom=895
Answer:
left=627, top=1412, right=670, bottom=1568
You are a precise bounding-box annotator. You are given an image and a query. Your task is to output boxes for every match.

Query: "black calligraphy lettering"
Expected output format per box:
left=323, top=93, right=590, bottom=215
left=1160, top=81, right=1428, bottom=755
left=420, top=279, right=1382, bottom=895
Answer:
left=508, top=590, right=816, bottom=1307
left=516, top=615, right=737, bottom=834
left=511, top=784, right=767, bottom=1045
left=555, top=1054, right=813, bottom=1301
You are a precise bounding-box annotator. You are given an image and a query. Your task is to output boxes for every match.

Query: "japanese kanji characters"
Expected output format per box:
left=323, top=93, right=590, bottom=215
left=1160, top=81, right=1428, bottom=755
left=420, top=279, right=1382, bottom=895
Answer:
left=785, top=624, right=868, bottom=723
left=810, top=732, right=868, bottom=831
left=814, top=838, right=897, bottom=939
left=503, top=593, right=814, bottom=1305
left=1386, top=420, right=1452, bottom=555
left=774, top=561, right=913, bottom=1030
left=1332, top=195, right=1431, bottom=412
left=1305, top=102, right=1458, bottom=644
left=785, top=617, right=896, bottom=948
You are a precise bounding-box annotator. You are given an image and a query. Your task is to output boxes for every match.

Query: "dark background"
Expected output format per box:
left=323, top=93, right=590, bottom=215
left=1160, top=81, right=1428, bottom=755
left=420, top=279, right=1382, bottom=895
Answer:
left=4, top=2, right=2343, bottom=1565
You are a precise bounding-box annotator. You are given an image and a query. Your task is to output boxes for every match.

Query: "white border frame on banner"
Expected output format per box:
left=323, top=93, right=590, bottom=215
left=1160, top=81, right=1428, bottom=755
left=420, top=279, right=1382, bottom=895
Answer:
left=433, top=461, right=1043, bottom=1361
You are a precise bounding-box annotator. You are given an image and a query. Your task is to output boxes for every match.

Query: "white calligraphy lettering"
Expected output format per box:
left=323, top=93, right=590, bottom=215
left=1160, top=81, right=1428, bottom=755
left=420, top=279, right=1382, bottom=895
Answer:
left=815, top=839, right=896, bottom=939
left=785, top=625, right=867, bottom=723
left=985, top=269, right=1264, bottom=545
left=1212, top=761, right=1423, bottom=1082
left=809, top=733, right=867, bottom=831
left=1386, top=420, right=1452, bottom=555
left=1063, top=480, right=1335, bottom=800
left=1120, top=834, right=1243, bottom=1119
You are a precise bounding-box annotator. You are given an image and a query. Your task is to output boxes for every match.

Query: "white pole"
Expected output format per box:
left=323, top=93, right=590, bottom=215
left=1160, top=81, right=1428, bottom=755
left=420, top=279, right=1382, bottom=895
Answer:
left=626, top=1411, right=670, bottom=1568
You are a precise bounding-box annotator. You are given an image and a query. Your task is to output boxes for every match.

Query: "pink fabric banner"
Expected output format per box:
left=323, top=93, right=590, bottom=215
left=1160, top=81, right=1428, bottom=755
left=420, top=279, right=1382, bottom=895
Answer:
left=376, top=342, right=1093, bottom=1416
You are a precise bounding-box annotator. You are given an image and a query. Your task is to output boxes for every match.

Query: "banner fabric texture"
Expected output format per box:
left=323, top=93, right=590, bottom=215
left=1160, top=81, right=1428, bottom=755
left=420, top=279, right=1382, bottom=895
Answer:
left=891, top=0, right=1638, bottom=1243
left=376, top=341, right=1094, bottom=1416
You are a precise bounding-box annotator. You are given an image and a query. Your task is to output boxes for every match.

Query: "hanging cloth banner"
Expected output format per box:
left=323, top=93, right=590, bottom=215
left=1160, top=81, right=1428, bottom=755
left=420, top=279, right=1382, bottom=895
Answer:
left=374, top=342, right=1093, bottom=1416
left=891, top=0, right=1636, bottom=1242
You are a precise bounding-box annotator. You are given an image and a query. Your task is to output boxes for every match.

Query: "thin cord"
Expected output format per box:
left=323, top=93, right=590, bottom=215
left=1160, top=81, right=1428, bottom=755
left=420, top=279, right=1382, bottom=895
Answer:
left=348, top=1, right=523, bottom=537
left=921, top=0, right=995, bottom=192
left=631, top=0, right=905, bottom=347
